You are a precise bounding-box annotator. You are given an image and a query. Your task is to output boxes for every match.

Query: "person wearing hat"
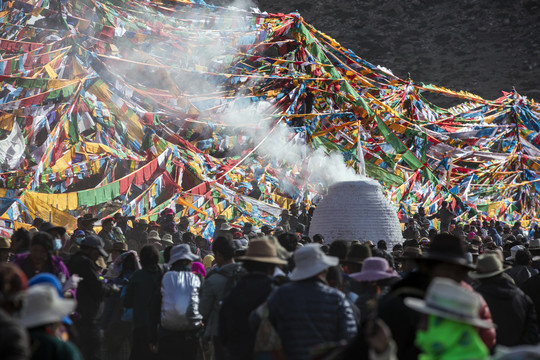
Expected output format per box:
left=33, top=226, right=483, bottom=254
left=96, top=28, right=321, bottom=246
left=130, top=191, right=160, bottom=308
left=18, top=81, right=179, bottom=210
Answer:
left=265, top=244, right=357, bottom=360
left=395, top=247, right=423, bottom=275
left=12, top=232, right=71, bottom=285
left=150, top=244, right=203, bottom=360
left=20, top=284, right=81, bottom=360
left=0, top=263, right=30, bottom=360
left=40, top=222, right=67, bottom=254
left=29, top=217, right=44, bottom=238
left=106, top=241, right=128, bottom=266
left=341, top=243, right=372, bottom=274
left=67, top=235, right=119, bottom=360
left=200, top=235, right=245, bottom=360
left=0, top=236, right=11, bottom=263
left=378, top=234, right=496, bottom=359
left=428, top=200, right=456, bottom=233
left=160, top=209, right=180, bottom=244
left=123, top=245, right=163, bottom=360
left=260, top=225, right=273, bottom=236
left=219, top=238, right=287, bottom=359
left=77, top=214, right=98, bottom=236
left=404, top=277, right=492, bottom=359
left=98, top=217, right=119, bottom=251
left=528, top=238, right=540, bottom=272
left=277, top=209, right=291, bottom=233
left=470, top=253, right=539, bottom=346
left=213, top=215, right=227, bottom=240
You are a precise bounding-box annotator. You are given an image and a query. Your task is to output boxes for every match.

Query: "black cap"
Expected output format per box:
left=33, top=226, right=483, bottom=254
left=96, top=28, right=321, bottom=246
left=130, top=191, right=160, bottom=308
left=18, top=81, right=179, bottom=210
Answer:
left=81, top=235, right=108, bottom=258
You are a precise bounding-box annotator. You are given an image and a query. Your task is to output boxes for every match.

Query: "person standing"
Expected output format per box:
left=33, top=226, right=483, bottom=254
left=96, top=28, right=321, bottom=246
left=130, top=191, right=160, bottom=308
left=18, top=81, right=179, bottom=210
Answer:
left=200, top=235, right=244, bottom=360
left=68, top=235, right=118, bottom=360
left=219, top=238, right=286, bottom=360
left=151, top=244, right=203, bottom=360
left=429, top=201, right=456, bottom=233
left=123, top=245, right=163, bottom=360
left=265, top=244, right=357, bottom=360
left=470, top=253, right=539, bottom=346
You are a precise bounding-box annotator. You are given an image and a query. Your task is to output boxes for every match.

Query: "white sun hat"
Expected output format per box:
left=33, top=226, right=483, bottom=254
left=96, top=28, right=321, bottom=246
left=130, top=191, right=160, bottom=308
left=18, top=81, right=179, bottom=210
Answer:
left=19, top=284, right=76, bottom=329
left=404, top=277, right=494, bottom=329
left=289, top=244, right=338, bottom=281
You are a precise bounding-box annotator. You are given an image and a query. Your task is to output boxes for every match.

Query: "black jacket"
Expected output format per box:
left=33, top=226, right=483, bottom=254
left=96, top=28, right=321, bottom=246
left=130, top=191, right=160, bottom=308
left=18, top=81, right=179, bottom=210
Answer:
left=67, top=251, right=114, bottom=320
left=521, top=273, right=540, bottom=329
left=0, top=308, right=29, bottom=360
left=475, top=274, right=539, bottom=346
left=377, top=271, right=430, bottom=360
left=219, top=272, right=274, bottom=360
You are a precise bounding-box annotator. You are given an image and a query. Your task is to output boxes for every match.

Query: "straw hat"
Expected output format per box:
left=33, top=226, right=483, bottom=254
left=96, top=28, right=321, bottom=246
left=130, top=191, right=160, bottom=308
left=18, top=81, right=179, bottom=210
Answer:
left=404, top=277, right=494, bottom=329
left=0, top=237, right=10, bottom=249
left=168, top=244, right=198, bottom=265
left=506, top=245, right=525, bottom=261
left=19, top=284, right=76, bottom=329
left=238, top=239, right=287, bottom=265
left=349, top=257, right=399, bottom=282
left=469, top=253, right=510, bottom=279
left=289, top=244, right=338, bottom=281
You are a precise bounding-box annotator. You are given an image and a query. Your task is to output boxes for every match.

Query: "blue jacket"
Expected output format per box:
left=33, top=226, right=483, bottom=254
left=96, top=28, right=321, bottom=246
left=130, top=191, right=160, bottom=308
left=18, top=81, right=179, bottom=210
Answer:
left=267, top=279, right=357, bottom=360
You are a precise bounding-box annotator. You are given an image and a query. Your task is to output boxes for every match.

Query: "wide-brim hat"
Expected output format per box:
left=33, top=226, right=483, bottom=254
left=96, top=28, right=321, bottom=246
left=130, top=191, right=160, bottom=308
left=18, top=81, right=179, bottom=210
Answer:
left=341, top=243, right=372, bottom=265
left=469, top=253, right=510, bottom=279
left=80, top=214, right=98, bottom=223
left=147, top=230, right=161, bottom=242
left=161, top=234, right=174, bottom=245
left=290, top=244, right=338, bottom=281
left=404, top=277, right=493, bottom=329
left=238, top=239, right=287, bottom=265
left=106, top=241, right=128, bottom=252
left=0, top=236, right=10, bottom=249
left=505, top=245, right=525, bottom=261
left=168, top=244, right=199, bottom=265
left=396, top=246, right=423, bottom=260
left=421, top=234, right=475, bottom=270
left=349, top=257, right=399, bottom=282
left=529, top=239, right=540, bottom=250
left=20, top=284, right=76, bottom=329
left=40, top=222, right=66, bottom=236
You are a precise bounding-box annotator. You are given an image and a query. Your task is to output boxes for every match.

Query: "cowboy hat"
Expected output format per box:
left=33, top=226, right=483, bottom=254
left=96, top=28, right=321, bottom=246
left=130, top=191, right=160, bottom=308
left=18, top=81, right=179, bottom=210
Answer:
left=421, top=234, right=475, bottom=269
left=79, top=214, right=98, bottom=222
left=349, top=257, right=399, bottom=282
left=396, top=246, right=423, bottom=260
left=404, top=277, right=494, bottom=329
left=238, top=239, right=287, bottom=265
left=40, top=222, right=66, bottom=236
left=290, top=244, right=338, bottom=281
left=529, top=239, right=540, bottom=250
left=341, top=243, right=372, bottom=265
left=469, top=253, right=510, bottom=279
left=19, top=284, right=76, bottom=329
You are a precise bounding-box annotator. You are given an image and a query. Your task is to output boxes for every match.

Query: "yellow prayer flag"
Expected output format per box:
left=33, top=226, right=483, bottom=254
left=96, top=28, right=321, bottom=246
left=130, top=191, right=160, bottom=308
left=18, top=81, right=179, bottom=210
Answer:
left=44, top=64, right=58, bottom=79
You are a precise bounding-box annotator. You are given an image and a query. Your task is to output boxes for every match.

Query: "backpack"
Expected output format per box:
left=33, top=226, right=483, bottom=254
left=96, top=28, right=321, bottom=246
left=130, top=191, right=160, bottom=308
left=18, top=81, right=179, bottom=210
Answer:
left=160, top=270, right=203, bottom=331
left=206, top=265, right=246, bottom=311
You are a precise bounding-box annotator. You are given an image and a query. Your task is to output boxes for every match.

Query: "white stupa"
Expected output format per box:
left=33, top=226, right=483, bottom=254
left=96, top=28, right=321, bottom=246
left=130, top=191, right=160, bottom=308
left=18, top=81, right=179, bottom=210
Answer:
left=309, top=179, right=403, bottom=247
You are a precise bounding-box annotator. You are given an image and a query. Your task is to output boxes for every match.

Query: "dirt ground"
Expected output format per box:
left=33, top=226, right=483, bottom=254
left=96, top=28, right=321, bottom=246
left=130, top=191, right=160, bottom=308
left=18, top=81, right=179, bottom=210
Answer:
left=211, top=0, right=540, bottom=104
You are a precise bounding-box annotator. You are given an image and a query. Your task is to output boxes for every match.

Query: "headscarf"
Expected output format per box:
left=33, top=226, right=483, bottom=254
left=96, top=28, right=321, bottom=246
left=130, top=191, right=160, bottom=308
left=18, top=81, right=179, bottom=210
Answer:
left=192, top=262, right=206, bottom=277
left=416, top=315, right=489, bottom=360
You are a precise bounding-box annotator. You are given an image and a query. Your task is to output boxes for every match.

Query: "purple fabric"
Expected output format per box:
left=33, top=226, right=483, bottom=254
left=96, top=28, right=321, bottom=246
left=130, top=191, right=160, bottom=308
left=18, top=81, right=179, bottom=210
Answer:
left=11, top=252, right=71, bottom=284
left=191, top=262, right=206, bottom=277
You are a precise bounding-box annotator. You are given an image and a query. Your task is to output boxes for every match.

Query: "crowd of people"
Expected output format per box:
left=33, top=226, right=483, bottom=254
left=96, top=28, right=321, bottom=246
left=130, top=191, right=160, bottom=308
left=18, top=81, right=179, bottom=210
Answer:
left=1, top=203, right=540, bottom=360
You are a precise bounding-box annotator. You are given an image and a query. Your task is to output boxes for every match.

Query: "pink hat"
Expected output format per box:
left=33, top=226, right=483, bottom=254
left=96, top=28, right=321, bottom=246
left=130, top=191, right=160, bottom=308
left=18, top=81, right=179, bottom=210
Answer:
left=467, top=232, right=476, bottom=241
left=349, top=257, right=399, bottom=282
left=165, top=208, right=175, bottom=215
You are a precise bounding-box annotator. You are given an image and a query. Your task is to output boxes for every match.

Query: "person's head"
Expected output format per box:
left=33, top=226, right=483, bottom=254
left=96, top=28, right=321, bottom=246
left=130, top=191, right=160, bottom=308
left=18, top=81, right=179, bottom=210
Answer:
left=212, top=235, right=235, bottom=266
left=163, top=245, right=174, bottom=264
left=19, top=284, right=75, bottom=330
left=290, top=244, right=338, bottom=281
left=0, top=237, right=11, bottom=263
left=79, top=214, right=97, bottom=231
left=168, top=244, right=199, bottom=267
left=32, top=217, right=44, bottom=229
left=139, top=244, right=159, bottom=268
left=182, top=231, right=195, bottom=244
left=280, top=210, right=290, bottom=221
left=277, top=232, right=298, bottom=252
left=313, top=234, right=324, bottom=245
left=407, top=219, right=416, bottom=229
left=102, top=218, right=114, bottom=232
left=195, top=236, right=208, bottom=249
left=514, top=249, right=532, bottom=266
left=328, top=240, right=349, bottom=260
left=238, top=238, right=287, bottom=275
left=214, top=215, right=226, bottom=229
left=428, top=229, right=438, bottom=240
left=80, top=235, right=108, bottom=262
left=326, top=265, right=344, bottom=290
left=10, top=228, right=30, bottom=254
left=418, top=207, right=425, bottom=216
left=30, top=232, right=54, bottom=267
left=422, top=233, right=472, bottom=283
left=179, top=216, right=190, bottom=229
left=242, top=223, right=253, bottom=234
left=108, top=242, right=128, bottom=261
left=0, top=263, right=27, bottom=315
left=514, top=221, right=521, bottom=229
left=261, top=225, right=273, bottom=236
left=377, top=240, right=387, bottom=251
left=441, top=201, right=448, bottom=208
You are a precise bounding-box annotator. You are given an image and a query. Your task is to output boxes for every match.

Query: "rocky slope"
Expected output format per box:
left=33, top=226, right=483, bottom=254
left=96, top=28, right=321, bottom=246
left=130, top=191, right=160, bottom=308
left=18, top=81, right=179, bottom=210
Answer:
left=212, top=0, right=540, bottom=105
